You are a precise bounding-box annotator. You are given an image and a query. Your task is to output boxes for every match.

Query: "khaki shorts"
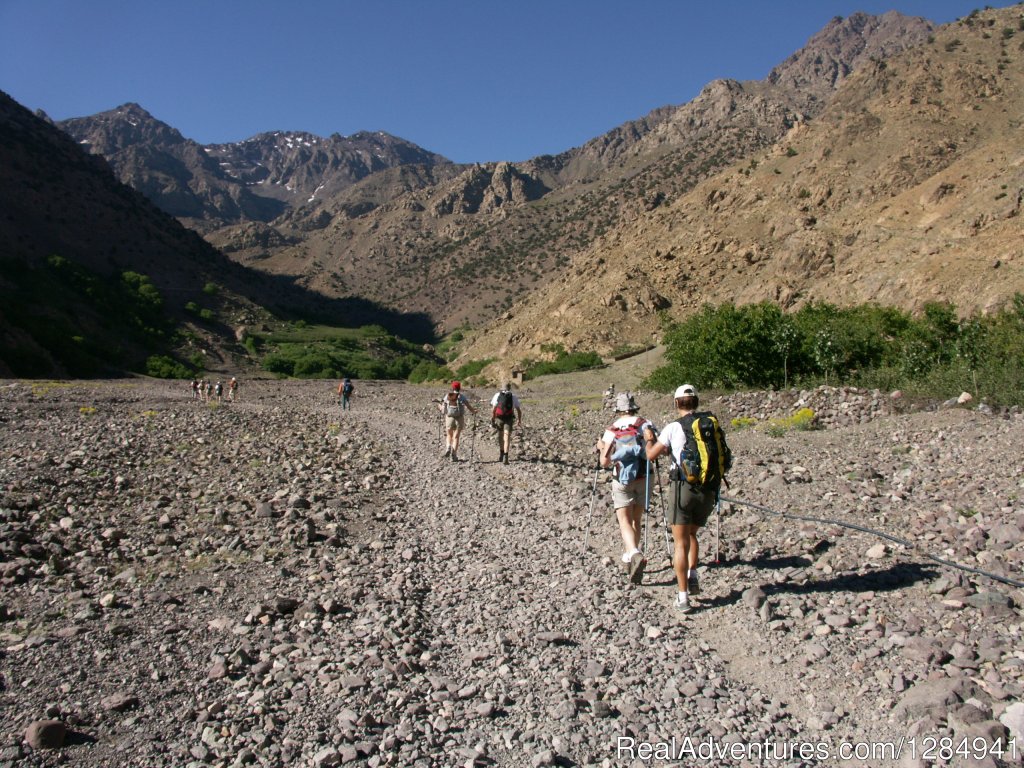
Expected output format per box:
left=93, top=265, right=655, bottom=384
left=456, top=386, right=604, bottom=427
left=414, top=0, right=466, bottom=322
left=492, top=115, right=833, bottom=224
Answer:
left=445, top=415, right=465, bottom=431
left=611, top=476, right=649, bottom=509
left=668, top=481, right=717, bottom=527
left=495, top=418, right=514, bottom=439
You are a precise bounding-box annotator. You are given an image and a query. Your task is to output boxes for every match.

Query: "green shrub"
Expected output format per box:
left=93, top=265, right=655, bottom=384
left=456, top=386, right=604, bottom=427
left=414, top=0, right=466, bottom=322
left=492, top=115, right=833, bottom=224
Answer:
left=146, top=355, right=192, bottom=379
left=646, top=296, right=1024, bottom=406
left=454, top=358, right=494, bottom=379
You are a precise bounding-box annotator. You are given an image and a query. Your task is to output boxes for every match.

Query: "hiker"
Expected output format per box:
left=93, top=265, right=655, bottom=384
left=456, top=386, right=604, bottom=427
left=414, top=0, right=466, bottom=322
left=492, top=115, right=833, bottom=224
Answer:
left=191, top=379, right=200, bottom=402
left=338, top=377, right=354, bottom=410
left=596, top=392, right=655, bottom=584
left=215, top=380, right=223, bottom=402
left=644, top=384, right=732, bottom=613
left=438, top=381, right=476, bottom=462
left=227, top=377, right=238, bottom=402
left=603, top=383, right=616, bottom=409
left=489, top=382, right=522, bottom=464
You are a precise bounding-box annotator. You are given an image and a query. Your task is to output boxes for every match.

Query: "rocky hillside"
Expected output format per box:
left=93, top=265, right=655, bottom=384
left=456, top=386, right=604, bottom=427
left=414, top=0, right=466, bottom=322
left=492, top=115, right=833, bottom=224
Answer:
left=1, top=376, right=1021, bottom=766
left=58, top=105, right=453, bottom=233
left=0, top=94, right=435, bottom=377
left=55, top=13, right=936, bottom=333
left=460, top=4, right=1024, bottom=365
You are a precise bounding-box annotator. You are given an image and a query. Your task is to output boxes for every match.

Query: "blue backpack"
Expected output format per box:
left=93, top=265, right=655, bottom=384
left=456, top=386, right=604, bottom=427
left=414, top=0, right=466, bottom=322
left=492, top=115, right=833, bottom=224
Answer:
left=609, top=417, right=648, bottom=484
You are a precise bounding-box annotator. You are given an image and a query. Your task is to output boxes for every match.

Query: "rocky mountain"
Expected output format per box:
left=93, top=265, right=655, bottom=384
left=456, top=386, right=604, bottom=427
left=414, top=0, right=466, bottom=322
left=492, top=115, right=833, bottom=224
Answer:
left=58, top=105, right=452, bottom=232
left=459, top=4, right=1024, bottom=366
left=0, top=93, right=434, bottom=377
left=56, top=12, right=936, bottom=334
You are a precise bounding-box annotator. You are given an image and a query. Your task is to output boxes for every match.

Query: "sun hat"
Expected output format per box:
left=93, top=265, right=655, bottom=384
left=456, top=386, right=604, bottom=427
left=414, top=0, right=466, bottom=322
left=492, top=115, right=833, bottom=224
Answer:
left=615, top=392, right=640, bottom=412
left=674, top=384, right=697, bottom=398
left=452, top=381, right=461, bottom=390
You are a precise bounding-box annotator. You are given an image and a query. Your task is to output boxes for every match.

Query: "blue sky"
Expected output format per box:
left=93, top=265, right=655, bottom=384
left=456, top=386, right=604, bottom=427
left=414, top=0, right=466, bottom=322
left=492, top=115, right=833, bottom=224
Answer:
left=0, top=0, right=992, bottom=163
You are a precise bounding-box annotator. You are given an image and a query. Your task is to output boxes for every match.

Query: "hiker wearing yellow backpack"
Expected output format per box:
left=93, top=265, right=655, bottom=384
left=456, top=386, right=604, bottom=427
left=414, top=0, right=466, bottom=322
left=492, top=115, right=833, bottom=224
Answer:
left=644, top=384, right=732, bottom=613
left=596, top=393, right=655, bottom=585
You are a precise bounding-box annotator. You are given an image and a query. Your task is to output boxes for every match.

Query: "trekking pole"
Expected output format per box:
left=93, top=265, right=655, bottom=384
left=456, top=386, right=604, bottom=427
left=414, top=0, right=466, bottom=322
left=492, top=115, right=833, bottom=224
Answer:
left=655, top=459, right=673, bottom=561
left=713, top=489, right=722, bottom=565
left=471, top=416, right=476, bottom=463
left=643, top=460, right=651, bottom=555
left=581, top=461, right=601, bottom=557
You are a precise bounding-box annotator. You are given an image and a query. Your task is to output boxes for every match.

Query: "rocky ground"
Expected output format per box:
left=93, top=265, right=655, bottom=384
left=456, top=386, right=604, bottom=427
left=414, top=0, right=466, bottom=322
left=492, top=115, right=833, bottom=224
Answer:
left=1, top=374, right=1022, bottom=767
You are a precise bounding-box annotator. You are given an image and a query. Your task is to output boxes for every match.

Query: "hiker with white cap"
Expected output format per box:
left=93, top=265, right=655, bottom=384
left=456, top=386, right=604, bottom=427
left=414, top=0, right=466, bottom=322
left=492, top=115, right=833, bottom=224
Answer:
left=596, top=392, right=655, bottom=584
left=644, top=384, right=732, bottom=613
left=490, top=382, right=522, bottom=464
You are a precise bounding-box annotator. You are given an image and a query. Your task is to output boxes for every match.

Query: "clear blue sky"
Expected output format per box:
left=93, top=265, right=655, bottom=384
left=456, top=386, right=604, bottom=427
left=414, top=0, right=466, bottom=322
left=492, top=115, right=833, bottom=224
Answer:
left=0, top=0, right=992, bottom=163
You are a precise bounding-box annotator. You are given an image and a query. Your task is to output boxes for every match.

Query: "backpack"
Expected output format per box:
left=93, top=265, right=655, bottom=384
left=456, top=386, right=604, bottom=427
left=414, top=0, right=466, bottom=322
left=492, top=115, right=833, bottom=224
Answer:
left=673, top=412, right=731, bottom=487
left=608, top=416, right=648, bottom=483
left=342, top=380, right=354, bottom=396
left=493, top=390, right=515, bottom=421
left=444, top=391, right=464, bottom=417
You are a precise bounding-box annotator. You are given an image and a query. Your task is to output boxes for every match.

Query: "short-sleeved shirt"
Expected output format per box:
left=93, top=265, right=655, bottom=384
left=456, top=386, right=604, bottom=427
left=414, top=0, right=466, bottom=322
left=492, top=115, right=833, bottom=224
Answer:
left=602, top=415, right=654, bottom=485
left=489, top=391, right=522, bottom=410
left=656, top=418, right=690, bottom=467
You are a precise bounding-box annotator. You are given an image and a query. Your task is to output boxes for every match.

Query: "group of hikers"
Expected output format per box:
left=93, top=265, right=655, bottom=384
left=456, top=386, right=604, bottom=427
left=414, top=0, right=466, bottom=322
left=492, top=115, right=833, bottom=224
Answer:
left=327, top=372, right=731, bottom=615
left=595, top=384, right=732, bottom=614
left=190, top=377, right=238, bottom=403
left=428, top=376, right=731, bottom=614
left=436, top=380, right=522, bottom=464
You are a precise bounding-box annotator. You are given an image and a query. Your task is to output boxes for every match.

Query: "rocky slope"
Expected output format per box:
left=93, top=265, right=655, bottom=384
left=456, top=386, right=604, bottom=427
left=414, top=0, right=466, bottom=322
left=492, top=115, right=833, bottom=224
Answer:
left=53, top=13, right=936, bottom=333
left=58, top=105, right=452, bottom=233
left=1, top=374, right=1021, bottom=767
left=460, top=4, right=1024, bottom=365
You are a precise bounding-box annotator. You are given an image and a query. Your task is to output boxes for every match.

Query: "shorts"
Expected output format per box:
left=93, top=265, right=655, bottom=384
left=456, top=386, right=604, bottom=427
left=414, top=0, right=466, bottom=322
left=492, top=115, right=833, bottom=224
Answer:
left=611, top=476, right=649, bottom=509
left=445, top=415, right=465, bottom=431
left=668, top=481, right=717, bottom=527
left=494, top=417, right=514, bottom=438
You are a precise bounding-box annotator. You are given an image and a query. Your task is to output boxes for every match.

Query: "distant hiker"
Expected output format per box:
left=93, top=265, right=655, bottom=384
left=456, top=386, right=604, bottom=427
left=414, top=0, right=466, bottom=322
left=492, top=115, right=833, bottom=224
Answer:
left=596, top=392, right=655, bottom=584
left=227, top=377, right=238, bottom=402
left=215, top=380, right=223, bottom=402
left=338, top=377, right=355, bottom=410
left=644, top=384, right=732, bottom=613
left=205, top=380, right=213, bottom=402
left=603, top=383, right=616, bottom=409
left=490, top=382, right=522, bottom=464
left=191, top=379, right=200, bottom=402
left=438, top=381, right=476, bottom=462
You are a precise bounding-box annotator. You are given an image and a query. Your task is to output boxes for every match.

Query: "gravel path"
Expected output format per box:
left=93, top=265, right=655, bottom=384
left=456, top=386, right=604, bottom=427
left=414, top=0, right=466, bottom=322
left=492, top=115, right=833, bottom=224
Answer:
left=1, top=378, right=1022, bottom=767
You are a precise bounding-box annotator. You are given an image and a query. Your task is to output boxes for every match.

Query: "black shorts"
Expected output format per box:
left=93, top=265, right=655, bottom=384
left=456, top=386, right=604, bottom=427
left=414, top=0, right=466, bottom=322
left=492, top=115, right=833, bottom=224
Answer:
left=668, top=481, right=718, bottom=527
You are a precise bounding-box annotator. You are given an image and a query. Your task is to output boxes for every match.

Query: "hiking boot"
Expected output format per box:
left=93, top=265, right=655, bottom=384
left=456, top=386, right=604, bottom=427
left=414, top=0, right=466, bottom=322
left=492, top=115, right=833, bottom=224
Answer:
left=450, top=452, right=458, bottom=462
left=443, top=446, right=451, bottom=457
left=687, top=575, right=701, bottom=595
left=675, top=596, right=691, bottom=614
left=502, top=452, right=509, bottom=465
left=628, top=552, right=646, bottom=584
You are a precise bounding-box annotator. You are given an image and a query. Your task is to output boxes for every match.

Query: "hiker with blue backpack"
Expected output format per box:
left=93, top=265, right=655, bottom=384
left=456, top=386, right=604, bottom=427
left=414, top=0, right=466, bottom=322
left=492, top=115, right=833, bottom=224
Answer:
left=337, top=377, right=354, bottom=410
left=644, top=384, right=732, bottom=613
left=490, top=383, right=522, bottom=464
left=596, top=393, right=656, bottom=584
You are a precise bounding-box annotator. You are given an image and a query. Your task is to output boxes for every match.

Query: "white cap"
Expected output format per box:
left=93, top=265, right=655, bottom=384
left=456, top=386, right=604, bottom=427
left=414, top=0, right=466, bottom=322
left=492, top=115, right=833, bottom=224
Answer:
left=674, top=384, right=697, bottom=398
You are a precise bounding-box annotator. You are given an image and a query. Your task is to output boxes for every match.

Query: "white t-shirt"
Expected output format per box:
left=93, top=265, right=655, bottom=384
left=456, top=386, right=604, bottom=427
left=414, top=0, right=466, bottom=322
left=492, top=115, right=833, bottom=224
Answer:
left=656, top=417, right=691, bottom=467
left=489, top=391, right=522, bottom=409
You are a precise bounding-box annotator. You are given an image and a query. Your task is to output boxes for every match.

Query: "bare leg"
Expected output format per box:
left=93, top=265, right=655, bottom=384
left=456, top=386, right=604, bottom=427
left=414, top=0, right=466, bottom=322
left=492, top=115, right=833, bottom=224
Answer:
left=671, top=525, right=688, bottom=592
left=616, top=503, right=643, bottom=556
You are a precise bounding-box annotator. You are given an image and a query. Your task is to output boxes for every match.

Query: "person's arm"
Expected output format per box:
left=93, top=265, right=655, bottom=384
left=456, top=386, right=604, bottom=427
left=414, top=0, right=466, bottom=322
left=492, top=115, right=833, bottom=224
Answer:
left=514, top=406, right=522, bottom=424
left=644, top=424, right=667, bottom=461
